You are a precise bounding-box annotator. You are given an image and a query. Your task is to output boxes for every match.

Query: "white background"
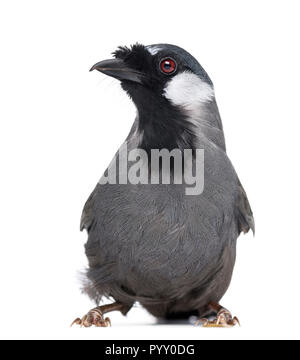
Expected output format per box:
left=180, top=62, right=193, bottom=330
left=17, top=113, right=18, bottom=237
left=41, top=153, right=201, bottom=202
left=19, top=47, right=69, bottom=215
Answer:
left=0, top=0, right=299, bottom=340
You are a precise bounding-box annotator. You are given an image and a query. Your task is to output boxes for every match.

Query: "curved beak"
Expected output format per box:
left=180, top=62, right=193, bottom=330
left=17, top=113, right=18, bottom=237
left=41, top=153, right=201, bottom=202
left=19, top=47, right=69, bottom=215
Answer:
left=90, top=58, right=143, bottom=84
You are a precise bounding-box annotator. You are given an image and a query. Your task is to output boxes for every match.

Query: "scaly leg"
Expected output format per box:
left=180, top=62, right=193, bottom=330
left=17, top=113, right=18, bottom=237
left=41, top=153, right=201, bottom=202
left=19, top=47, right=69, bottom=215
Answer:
left=195, top=302, right=240, bottom=328
left=71, top=302, right=131, bottom=328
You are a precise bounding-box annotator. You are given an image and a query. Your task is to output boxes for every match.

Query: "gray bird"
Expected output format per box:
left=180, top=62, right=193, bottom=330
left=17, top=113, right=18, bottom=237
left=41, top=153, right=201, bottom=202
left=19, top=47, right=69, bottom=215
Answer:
left=72, top=43, right=254, bottom=328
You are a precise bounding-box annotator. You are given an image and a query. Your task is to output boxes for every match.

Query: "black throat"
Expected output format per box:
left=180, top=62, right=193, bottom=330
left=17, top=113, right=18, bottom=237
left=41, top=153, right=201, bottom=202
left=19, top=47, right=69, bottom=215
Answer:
left=126, top=85, right=196, bottom=153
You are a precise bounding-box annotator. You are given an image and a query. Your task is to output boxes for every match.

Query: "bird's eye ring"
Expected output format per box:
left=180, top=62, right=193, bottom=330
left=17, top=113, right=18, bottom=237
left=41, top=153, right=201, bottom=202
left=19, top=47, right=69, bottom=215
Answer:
left=159, top=58, right=177, bottom=75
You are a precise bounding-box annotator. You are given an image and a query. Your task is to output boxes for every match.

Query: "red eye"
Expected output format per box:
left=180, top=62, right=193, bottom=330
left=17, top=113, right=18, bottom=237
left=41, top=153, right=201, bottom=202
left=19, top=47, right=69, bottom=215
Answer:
left=160, top=58, right=177, bottom=74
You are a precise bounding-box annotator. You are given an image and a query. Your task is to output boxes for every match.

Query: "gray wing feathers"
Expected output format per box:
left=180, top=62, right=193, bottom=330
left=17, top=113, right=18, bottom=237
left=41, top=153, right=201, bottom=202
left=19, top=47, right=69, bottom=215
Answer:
left=236, top=180, right=255, bottom=235
left=80, top=190, right=96, bottom=232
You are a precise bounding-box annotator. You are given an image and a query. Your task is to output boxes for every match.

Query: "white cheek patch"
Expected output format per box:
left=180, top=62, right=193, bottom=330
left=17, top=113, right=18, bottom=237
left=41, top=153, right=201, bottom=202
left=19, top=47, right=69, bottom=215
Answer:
left=163, top=71, right=214, bottom=110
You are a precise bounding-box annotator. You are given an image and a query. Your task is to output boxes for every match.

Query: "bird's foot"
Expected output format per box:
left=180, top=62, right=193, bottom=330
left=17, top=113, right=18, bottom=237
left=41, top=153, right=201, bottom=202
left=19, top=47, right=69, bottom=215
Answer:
left=195, top=308, right=240, bottom=328
left=71, top=308, right=111, bottom=328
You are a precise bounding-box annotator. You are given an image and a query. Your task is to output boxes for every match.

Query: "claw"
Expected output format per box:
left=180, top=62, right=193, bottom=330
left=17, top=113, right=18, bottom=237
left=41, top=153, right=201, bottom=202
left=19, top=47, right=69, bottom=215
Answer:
left=232, top=316, right=240, bottom=326
left=70, top=318, right=82, bottom=327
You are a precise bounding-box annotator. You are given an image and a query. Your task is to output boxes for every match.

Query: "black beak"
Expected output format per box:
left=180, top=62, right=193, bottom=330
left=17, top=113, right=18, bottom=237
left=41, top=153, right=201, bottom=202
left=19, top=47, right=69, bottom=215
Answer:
left=90, top=58, right=143, bottom=84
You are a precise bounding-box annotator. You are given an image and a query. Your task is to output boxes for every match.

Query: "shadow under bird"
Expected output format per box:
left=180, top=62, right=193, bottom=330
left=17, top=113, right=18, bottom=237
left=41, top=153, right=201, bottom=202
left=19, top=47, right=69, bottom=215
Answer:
left=72, top=43, right=254, bottom=328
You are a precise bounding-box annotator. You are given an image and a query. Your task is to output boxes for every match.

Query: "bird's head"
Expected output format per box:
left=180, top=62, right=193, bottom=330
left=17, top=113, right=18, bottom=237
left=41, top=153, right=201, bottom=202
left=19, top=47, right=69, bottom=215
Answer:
left=91, top=43, right=218, bottom=151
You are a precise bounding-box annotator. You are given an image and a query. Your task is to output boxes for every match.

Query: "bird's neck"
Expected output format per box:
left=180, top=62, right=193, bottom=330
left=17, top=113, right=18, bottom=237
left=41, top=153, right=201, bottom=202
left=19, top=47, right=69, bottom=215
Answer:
left=135, top=94, right=196, bottom=153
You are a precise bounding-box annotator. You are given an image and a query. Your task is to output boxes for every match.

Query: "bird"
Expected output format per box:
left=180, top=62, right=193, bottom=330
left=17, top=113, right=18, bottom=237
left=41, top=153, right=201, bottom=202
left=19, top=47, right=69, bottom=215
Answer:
left=72, top=43, right=254, bottom=328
